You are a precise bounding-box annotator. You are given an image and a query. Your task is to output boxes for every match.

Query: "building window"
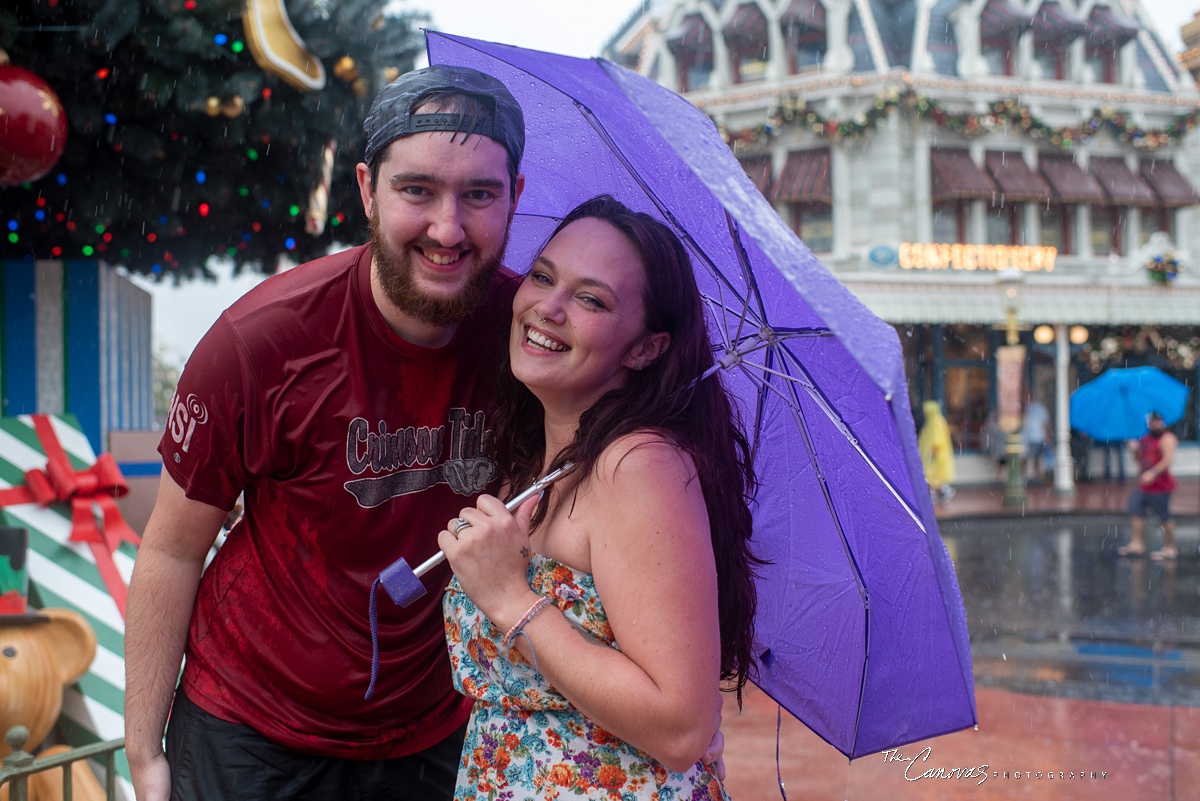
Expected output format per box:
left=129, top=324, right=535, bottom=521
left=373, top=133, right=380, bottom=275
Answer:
left=782, top=0, right=827, bottom=73
left=1086, top=46, right=1117, bottom=83
left=986, top=203, right=1020, bottom=245
left=667, top=14, right=714, bottom=93
left=723, top=3, right=769, bottom=84
left=933, top=202, right=965, bottom=244
left=681, top=55, right=714, bottom=91
left=982, top=39, right=1015, bottom=76
left=791, top=202, right=833, bottom=252
left=734, top=48, right=769, bottom=82
left=1039, top=204, right=1072, bottom=253
left=1141, top=207, right=1172, bottom=245
left=790, top=35, right=825, bottom=71
left=1034, top=46, right=1065, bottom=79
left=1090, top=206, right=1122, bottom=256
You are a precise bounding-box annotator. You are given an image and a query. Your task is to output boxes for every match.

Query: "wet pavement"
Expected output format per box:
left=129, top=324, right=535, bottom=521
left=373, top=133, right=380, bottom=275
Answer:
left=946, top=514, right=1200, bottom=707
left=720, top=478, right=1200, bottom=800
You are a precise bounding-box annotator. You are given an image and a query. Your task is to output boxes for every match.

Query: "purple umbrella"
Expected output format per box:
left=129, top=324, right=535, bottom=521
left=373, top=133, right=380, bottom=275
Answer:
left=426, top=31, right=976, bottom=759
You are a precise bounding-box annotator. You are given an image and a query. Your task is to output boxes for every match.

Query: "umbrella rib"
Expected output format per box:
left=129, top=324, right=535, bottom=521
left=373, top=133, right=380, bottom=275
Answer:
left=773, top=346, right=927, bottom=530
left=734, top=351, right=926, bottom=531
left=723, top=210, right=769, bottom=345
left=772, top=362, right=875, bottom=758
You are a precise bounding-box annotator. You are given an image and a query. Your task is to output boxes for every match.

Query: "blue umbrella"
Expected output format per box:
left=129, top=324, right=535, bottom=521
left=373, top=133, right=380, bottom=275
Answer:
left=426, top=32, right=976, bottom=759
left=1070, top=366, right=1190, bottom=441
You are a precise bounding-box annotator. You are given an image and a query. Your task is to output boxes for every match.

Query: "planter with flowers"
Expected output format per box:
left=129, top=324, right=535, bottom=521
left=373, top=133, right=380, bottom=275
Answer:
left=1146, top=252, right=1180, bottom=284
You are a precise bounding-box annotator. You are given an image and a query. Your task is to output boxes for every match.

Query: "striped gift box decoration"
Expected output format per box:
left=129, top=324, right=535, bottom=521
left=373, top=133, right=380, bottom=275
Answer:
left=0, top=413, right=135, bottom=799
left=1, top=260, right=153, bottom=456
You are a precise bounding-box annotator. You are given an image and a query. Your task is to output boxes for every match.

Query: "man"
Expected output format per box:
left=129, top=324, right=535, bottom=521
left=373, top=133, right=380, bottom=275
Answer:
left=125, top=65, right=527, bottom=800
left=1022, top=393, right=1051, bottom=482
left=1117, top=411, right=1179, bottom=560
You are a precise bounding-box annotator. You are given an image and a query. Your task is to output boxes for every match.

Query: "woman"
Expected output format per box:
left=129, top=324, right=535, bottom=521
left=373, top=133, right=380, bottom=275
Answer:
left=919, top=400, right=956, bottom=504
left=437, top=195, right=759, bottom=799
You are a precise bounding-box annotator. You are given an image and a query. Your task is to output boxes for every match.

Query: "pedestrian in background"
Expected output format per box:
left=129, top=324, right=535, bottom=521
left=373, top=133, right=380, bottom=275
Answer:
left=1022, top=394, right=1051, bottom=483
left=919, top=400, right=956, bottom=505
left=1117, top=411, right=1179, bottom=560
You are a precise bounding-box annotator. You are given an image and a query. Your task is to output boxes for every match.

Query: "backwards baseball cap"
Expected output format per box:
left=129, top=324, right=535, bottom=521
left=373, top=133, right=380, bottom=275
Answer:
left=362, top=64, right=525, bottom=189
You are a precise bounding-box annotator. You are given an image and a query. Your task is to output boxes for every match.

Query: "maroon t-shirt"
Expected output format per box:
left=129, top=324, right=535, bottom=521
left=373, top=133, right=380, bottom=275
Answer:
left=159, top=244, right=519, bottom=758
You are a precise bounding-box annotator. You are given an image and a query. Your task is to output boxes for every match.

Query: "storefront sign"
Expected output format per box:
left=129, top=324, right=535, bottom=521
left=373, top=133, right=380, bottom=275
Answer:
left=898, top=243, right=1057, bottom=272
left=996, top=345, right=1026, bottom=434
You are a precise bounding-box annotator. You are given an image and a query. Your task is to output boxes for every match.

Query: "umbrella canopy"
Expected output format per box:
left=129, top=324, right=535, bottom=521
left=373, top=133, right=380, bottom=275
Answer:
left=1070, top=366, right=1191, bottom=442
left=425, top=31, right=976, bottom=759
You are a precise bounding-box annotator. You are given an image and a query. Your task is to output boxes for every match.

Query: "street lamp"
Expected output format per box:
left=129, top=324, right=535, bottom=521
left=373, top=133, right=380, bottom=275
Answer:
left=995, top=269, right=1026, bottom=506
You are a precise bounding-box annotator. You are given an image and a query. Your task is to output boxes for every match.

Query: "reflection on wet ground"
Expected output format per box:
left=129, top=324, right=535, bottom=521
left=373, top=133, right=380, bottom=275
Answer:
left=942, top=514, right=1200, bottom=706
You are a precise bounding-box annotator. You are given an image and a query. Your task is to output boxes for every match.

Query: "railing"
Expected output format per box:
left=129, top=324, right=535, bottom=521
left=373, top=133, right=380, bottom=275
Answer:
left=0, top=725, right=125, bottom=801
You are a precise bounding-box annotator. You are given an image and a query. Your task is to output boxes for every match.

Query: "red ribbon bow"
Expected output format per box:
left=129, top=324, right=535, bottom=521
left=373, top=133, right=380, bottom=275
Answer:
left=0, top=414, right=141, bottom=618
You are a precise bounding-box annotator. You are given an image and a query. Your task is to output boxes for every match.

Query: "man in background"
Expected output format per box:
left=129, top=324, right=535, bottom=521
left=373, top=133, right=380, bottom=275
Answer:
left=1117, top=411, right=1179, bottom=560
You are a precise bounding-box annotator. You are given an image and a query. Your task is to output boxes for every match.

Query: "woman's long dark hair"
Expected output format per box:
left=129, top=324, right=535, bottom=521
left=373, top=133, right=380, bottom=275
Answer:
left=491, top=194, right=762, bottom=698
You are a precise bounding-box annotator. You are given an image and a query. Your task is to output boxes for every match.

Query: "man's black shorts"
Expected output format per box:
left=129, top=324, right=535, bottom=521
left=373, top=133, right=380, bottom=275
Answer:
left=165, top=690, right=466, bottom=801
left=1127, top=488, right=1172, bottom=521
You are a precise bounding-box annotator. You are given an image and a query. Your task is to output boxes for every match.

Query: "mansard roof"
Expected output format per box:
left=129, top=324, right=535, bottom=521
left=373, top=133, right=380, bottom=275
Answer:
left=609, top=0, right=1191, bottom=96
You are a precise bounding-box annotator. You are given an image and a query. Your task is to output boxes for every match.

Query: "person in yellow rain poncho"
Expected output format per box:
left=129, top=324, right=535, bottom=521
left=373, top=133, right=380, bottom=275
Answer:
left=919, top=400, right=956, bottom=504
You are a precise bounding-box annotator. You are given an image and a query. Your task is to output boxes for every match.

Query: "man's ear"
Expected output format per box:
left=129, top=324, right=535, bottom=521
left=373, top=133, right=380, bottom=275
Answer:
left=622, top=332, right=671, bottom=370
left=356, top=162, right=375, bottom=218
left=508, top=172, right=526, bottom=224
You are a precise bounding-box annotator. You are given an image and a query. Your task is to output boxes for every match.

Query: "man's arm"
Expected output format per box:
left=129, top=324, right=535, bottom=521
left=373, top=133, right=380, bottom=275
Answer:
left=124, top=472, right=228, bottom=801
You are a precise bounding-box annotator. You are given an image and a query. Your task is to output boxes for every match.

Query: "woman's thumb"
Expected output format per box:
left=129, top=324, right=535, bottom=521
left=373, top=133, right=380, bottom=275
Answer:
left=514, top=492, right=542, bottom=533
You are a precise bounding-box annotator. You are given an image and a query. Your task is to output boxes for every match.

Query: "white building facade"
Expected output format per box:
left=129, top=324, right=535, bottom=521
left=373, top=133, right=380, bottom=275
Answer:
left=605, top=0, right=1200, bottom=485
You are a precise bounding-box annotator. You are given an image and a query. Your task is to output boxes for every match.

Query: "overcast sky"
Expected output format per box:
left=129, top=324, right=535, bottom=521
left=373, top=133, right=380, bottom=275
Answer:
left=139, top=0, right=1197, bottom=369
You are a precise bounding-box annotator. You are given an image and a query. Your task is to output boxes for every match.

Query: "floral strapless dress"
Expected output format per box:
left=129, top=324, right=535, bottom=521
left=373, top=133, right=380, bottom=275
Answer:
left=443, top=554, right=730, bottom=801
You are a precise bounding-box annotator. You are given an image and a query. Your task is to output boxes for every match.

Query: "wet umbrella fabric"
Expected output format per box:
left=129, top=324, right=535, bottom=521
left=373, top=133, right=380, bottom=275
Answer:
left=426, top=31, right=976, bottom=759
left=1070, top=366, right=1190, bottom=442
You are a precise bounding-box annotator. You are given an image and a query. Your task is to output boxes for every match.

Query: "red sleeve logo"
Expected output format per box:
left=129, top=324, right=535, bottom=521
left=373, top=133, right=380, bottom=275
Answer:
left=167, top=393, right=210, bottom=453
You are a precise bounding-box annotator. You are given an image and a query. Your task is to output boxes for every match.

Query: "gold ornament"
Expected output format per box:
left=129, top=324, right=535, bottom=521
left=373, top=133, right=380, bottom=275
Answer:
left=352, top=78, right=369, bottom=98
left=242, top=0, right=326, bottom=91
left=381, top=66, right=400, bottom=84
left=221, top=95, right=245, bottom=117
left=205, top=96, right=222, bottom=117
left=333, top=55, right=358, bottom=82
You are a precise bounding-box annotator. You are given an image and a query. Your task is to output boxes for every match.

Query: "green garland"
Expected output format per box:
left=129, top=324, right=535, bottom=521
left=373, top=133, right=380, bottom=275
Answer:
left=721, top=86, right=1200, bottom=151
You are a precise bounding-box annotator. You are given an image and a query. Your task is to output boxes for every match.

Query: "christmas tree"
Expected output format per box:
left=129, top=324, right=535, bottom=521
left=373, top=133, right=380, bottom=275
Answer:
left=0, top=0, right=427, bottom=279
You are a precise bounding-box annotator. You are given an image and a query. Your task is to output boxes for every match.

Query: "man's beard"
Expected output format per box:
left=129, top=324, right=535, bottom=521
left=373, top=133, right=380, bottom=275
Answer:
left=370, top=207, right=507, bottom=327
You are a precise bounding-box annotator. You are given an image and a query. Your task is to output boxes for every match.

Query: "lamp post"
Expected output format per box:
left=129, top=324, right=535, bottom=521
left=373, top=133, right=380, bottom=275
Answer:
left=995, top=269, right=1026, bottom=506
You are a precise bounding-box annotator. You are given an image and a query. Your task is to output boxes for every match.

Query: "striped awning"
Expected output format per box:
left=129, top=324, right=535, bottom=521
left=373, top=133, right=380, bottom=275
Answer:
left=1039, top=154, right=1107, bottom=204
left=980, top=0, right=1033, bottom=40
left=931, top=149, right=997, bottom=203
left=666, top=13, right=713, bottom=56
left=739, top=154, right=774, bottom=195
left=781, top=0, right=826, bottom=32
left=1086, top=6, right=1139, bottom=48
left=985, top=151, right=1051, bottom=202
left=1088, top=157, right=1157, bottom=206
left=723, top=2, right=769, bottom=46
left=1031, top=1, right=1087, bottom=46
left=770, top=149, right=831, bottom=204
left=1141, top=159, right=1200, bottom=207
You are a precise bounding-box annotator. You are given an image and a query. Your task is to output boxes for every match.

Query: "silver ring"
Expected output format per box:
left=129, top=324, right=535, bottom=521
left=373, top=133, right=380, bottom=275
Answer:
left=453, top=517, right=471, bottom=534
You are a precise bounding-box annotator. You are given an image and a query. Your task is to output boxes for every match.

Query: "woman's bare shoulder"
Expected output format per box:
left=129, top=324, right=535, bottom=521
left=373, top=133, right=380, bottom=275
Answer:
left=594, top=430, right=698, bottom=492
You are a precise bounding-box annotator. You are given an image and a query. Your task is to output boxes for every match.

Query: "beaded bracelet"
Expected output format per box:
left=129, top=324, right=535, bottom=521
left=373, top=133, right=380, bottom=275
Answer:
left=502, top=595, right=552, bottom=649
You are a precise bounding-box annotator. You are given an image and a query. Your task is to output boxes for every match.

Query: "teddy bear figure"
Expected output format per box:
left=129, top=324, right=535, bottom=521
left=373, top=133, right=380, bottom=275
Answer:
left=1, top=608, right=106, bottom=801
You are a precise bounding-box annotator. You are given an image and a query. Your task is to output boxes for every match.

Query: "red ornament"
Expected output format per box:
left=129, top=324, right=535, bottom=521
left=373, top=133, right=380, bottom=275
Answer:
left=0, top=64, right=69, bottom=186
